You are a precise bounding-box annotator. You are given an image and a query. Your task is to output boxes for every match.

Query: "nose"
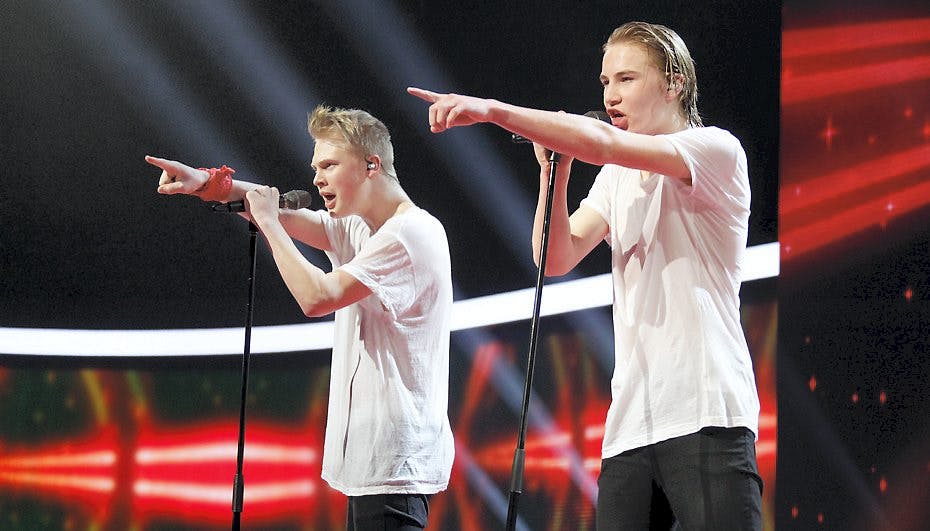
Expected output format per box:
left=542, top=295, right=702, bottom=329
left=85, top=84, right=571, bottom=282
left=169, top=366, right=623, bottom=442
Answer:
left=604, top=83, right=621, bottom=107
left=312, top=172, right=324, bottom=187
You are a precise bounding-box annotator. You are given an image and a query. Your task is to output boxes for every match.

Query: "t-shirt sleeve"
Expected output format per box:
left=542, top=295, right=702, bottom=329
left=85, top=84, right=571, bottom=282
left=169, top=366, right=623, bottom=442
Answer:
left=579, top=165, right=614, bottom=227
left=338, top=226, right=414, bottom=320
left=320, top=212, right=354, bottom=268
left=662, top=127, right=750, bottom=216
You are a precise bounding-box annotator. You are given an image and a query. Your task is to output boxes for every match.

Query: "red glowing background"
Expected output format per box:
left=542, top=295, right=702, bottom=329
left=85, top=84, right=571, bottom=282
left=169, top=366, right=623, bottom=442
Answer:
left=780, top=17, right=930, bottom=263
left=778, top=3, right=930, bottom=530
left=0, top=301, right=776, bottom=530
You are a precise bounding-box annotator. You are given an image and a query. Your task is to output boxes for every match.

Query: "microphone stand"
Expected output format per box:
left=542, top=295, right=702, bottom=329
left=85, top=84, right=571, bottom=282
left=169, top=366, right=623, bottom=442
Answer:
left=231, top=220, right=259, bottom=530
left=505, top=150, right=560, bottom=531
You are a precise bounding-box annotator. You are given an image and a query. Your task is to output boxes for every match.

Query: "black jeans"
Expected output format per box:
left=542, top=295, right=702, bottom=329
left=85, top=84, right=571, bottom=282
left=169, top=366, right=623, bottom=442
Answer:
left=596, top=427, right=762, bottom=530
left=347, top=493, right=430, bottom=530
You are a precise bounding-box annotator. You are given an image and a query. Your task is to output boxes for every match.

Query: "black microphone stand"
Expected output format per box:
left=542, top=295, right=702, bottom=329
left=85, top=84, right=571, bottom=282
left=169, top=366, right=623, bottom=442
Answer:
left=231, top=220, right=259, bottom=530
left=505, top=149, right=560, bottom=531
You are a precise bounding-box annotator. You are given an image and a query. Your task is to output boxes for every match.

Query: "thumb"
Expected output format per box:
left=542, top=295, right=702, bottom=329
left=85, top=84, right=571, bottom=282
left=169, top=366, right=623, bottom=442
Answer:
left=157, top=181, right=186, bottom=195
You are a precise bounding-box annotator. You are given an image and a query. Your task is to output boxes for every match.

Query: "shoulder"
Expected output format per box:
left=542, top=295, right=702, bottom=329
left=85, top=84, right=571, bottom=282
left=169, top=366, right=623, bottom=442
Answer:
left=320, top=211, right=369, bottom=233
left=667, top=126, right=743, bottom=153
left=389, top=207, right=447, bottom=240
left=587, top=164, right=638, bottom=201
left=662, top=126, right=746, bottom=171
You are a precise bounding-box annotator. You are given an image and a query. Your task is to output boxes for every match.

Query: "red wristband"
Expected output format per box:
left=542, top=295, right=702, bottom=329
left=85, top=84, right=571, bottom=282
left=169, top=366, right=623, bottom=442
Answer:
left=196, top=165, right=235, bottom=202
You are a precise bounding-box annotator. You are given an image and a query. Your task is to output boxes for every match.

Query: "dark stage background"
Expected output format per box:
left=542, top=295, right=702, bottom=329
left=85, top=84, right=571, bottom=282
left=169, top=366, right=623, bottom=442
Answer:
left=777, top=1, right=930, bottom=530
left=0, top=0, right=927, bottom=530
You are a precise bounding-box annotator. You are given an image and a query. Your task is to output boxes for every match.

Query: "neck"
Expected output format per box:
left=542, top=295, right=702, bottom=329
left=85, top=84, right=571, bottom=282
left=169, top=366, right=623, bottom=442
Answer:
left=674, top=109, right=692, bottom=130
left=361, top=181, right=413, bottom=232
left=658, top=112, right=690, bottom=135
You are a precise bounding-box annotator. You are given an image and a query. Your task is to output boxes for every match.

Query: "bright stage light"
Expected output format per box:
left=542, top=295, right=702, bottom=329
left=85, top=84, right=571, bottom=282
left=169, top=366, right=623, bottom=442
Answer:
left=0, top=242, right=777, bottom=356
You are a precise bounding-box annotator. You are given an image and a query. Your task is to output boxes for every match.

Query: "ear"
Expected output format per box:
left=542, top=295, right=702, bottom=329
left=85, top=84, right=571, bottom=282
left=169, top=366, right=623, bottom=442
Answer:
left=666, top=73, right=685, bottom=98
left=365, top=156, right=380, bottom=173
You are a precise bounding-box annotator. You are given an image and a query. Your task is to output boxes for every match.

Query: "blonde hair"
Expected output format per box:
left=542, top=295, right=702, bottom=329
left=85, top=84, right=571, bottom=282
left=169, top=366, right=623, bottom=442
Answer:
left=604, top=22, right=702, bottom=127
left=308, top=105, right=398, bottom=180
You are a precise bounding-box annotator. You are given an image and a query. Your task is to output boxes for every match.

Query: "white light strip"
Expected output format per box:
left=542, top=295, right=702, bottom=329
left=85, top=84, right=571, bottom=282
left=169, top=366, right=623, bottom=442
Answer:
left=133, top=479, right=315, bottom=504
left=136, top=443, right=316, bottom=464
left=0, top=451, right=117, bottom=468
left=742, top=240, right=780, bottom=281
left=0, top=472, right=115, bottom=493
left=0, top=242, right=778, bottom=357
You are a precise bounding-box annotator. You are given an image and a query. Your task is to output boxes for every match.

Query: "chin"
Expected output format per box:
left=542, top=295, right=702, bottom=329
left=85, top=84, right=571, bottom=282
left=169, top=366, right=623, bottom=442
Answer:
left=329, top=207, right=354, bottom=219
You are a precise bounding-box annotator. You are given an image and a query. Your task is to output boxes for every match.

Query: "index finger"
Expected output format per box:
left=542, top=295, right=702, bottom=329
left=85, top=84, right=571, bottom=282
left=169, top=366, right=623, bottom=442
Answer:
left=144, top=155, right=176, bottom=172
left=406, top=86, right=443, bottom=103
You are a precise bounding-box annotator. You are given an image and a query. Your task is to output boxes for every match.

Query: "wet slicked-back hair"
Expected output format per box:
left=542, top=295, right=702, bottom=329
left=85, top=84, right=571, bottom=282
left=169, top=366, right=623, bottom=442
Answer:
left=604, top=22, right=702, bottom=127
left=308, top=105, right=398, bottom=180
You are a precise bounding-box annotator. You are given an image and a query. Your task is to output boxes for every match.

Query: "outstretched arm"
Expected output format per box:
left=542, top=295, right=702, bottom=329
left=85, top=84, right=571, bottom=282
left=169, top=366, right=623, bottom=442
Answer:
left=406, top=87, right=688, bottom=181
left=145, top=155, right=333, bottom=251
left=145, top=155, right=256, bottom=201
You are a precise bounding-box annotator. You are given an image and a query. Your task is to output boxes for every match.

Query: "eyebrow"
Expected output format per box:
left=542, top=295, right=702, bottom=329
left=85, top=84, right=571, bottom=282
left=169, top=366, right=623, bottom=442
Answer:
left=311, top=158, right=336, bottom=168
left=600, top=69, right=639, bottom=80
left=616, top=70, right=639, bottom=77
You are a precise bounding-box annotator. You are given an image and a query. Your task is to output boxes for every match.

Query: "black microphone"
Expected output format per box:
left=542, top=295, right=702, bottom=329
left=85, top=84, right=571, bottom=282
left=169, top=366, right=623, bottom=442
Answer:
left=212, top=189, right=313, bottom=212
left=511, top=110, right=611, bottom=143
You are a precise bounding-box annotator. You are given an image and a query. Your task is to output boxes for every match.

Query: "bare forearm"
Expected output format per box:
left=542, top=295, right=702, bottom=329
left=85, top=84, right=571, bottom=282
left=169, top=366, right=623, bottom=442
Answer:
left=532, top=168, right=576, bottom=276
left=488, top=103, right=621, bottom=165
left=277, top=209, right=332, bottom=251
left=229, top=188, right=330, bottom=251
left=259, top=221, right=333, bottom=316
left=407, top=87, right=688, bottom=177
left=489, top=102, right=684, bottom=176
left=226, top=179, right=260, bottom=202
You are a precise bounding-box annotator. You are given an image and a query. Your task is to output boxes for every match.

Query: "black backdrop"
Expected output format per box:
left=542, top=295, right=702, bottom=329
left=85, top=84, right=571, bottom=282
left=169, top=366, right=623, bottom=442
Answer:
left=4, top=1, right=930, bottom=530
left=0, top=0, right=779, bottom=330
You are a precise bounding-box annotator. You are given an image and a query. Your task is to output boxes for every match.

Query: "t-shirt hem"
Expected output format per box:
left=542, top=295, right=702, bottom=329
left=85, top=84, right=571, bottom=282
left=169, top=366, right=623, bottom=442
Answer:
left=601, top=418, right=759, bottom=459
left=322, top=476, right=449, bottom=497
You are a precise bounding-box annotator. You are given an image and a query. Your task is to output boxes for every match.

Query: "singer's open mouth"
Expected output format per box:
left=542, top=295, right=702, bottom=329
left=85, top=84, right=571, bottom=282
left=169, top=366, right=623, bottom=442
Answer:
left=607, top=110, right=628, bottom=129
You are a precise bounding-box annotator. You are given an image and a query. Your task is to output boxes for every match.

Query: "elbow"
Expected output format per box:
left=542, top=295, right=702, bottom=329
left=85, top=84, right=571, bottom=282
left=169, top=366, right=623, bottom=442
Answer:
left=299, top=296, right=335, bottom=319
left=544, top=262, right=572, bottom=277
left=533, top=247, right=574, bottom=277
left=302, top=305, right=328, bottom=319
left=296, top=275, right=342, bottom=318
left=302, top=305, right=333, bottom=319
left=537, top=255, right=573, bottom=277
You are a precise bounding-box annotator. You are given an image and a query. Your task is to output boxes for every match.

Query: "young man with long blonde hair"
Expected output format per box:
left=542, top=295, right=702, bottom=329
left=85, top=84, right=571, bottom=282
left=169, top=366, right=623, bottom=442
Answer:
left=409, top=21, right=762, bottom=530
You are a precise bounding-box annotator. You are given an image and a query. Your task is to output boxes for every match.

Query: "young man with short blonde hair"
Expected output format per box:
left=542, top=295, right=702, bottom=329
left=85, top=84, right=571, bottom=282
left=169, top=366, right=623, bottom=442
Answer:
left=146, top=104, right=454, bottom=530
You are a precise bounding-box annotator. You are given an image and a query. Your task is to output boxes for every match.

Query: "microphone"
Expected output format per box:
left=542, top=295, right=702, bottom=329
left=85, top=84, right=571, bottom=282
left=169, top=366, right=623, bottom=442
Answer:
left=212, top=189, right=313, bottom=212
left=511, top=110, right=611, bottom=143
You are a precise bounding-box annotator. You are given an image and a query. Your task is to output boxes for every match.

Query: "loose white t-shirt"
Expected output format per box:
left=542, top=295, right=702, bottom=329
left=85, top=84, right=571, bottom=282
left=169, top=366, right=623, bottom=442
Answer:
left=319, top=206, right=455, bottom=496
left=580, top=126, right=760, bottom=459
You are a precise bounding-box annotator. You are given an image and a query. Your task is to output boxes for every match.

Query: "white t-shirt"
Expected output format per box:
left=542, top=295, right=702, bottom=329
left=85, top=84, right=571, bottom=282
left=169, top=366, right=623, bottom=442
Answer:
left=580, top=126, right=760, bottom=459
left=319, top=206, right=455, bottom=496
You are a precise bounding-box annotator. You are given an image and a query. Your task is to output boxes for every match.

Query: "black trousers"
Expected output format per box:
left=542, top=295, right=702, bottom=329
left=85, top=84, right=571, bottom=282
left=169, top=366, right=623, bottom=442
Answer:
left=596, top=427, right=763, bottom=530
left=347, top=493, right=430, bottom=531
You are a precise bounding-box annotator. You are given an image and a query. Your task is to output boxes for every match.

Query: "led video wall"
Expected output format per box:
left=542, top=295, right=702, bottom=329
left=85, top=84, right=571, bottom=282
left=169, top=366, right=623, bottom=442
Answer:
left=0, top=288, right=776, bottom=530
